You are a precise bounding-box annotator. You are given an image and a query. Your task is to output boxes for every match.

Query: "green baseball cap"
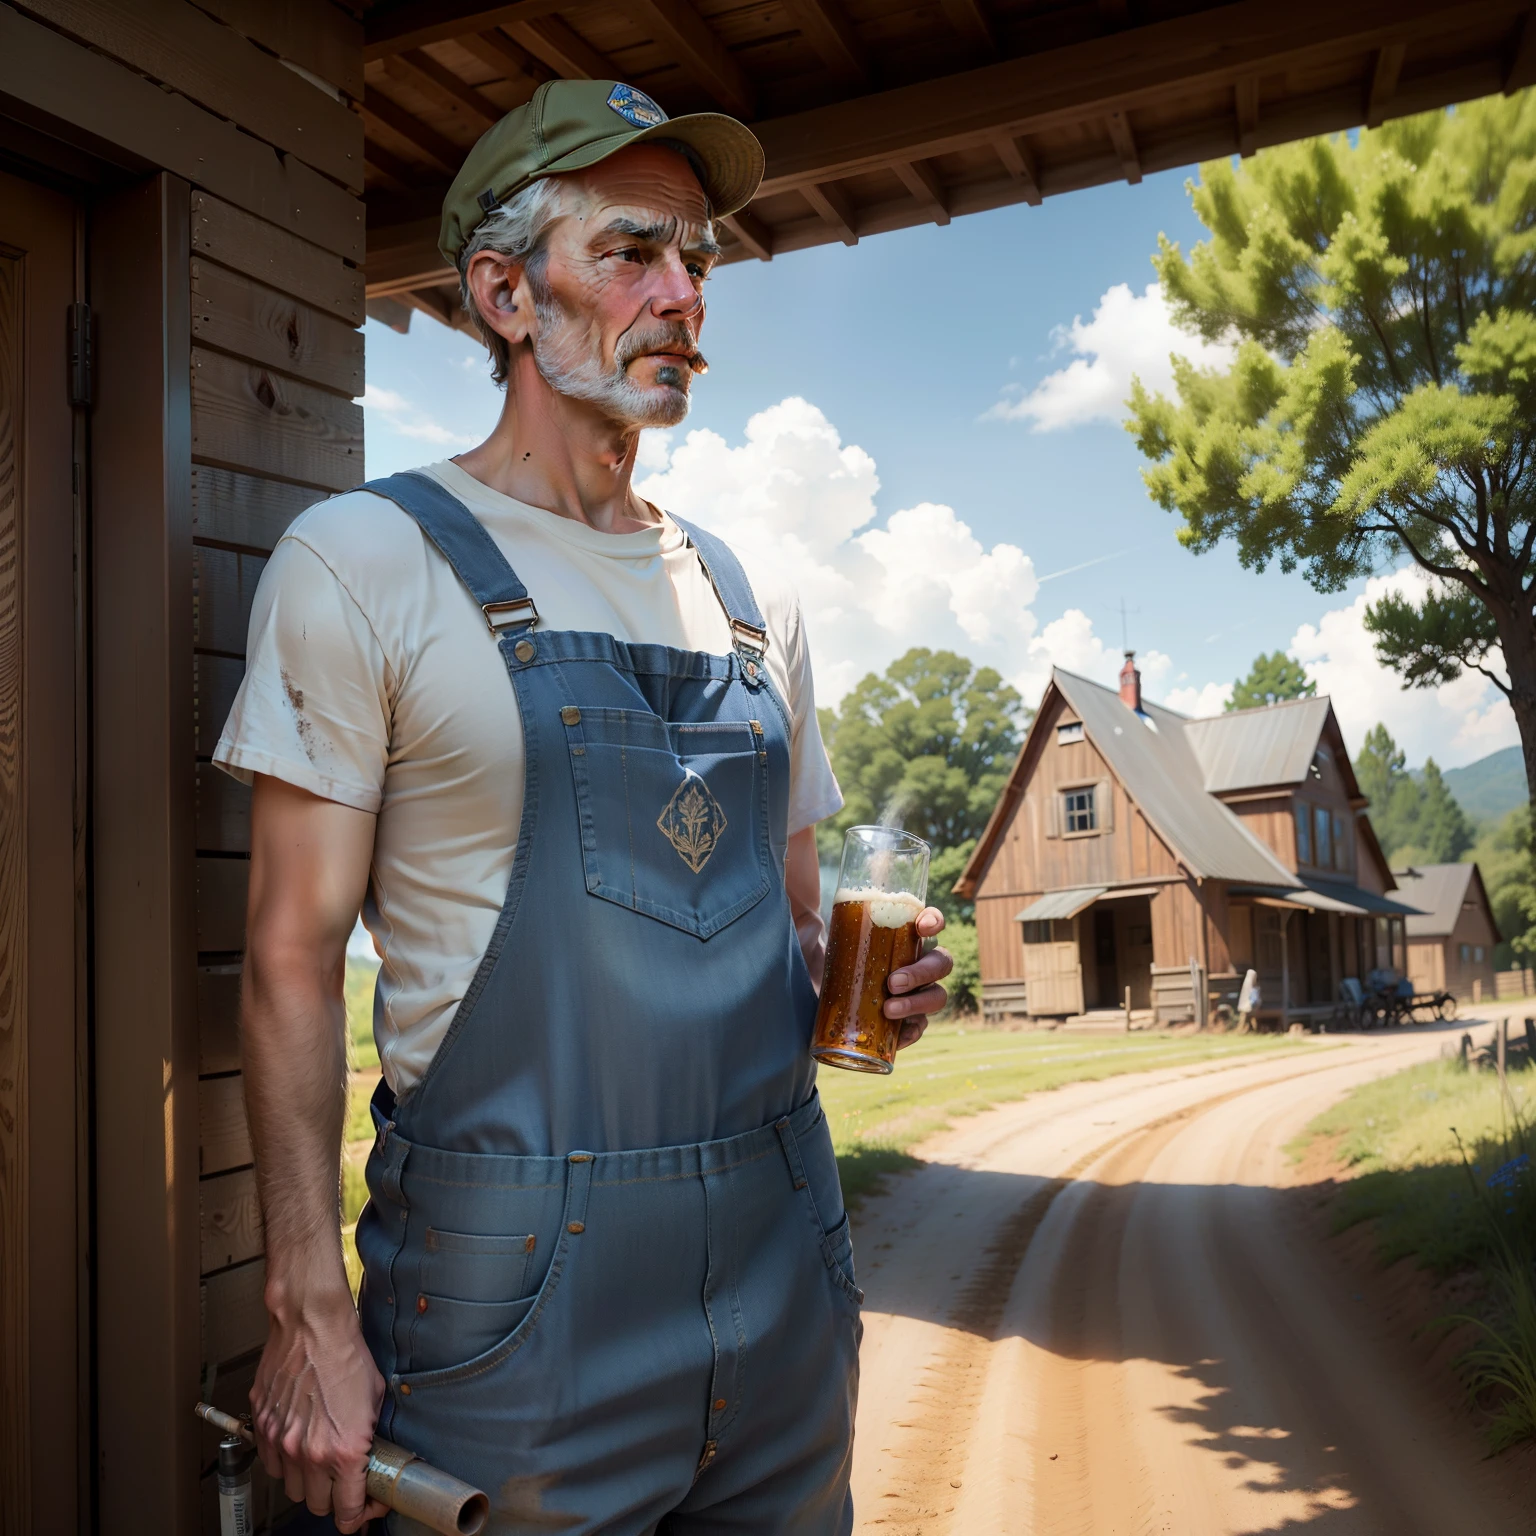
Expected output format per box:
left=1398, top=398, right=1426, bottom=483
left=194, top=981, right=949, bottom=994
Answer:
left=438, top=79, right=764, bottom=266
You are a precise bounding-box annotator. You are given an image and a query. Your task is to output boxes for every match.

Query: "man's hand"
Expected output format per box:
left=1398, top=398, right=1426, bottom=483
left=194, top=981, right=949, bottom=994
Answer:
left=251, top=1284, right=389, bottom=1531
left=885, top=907, right=953, bottom=1051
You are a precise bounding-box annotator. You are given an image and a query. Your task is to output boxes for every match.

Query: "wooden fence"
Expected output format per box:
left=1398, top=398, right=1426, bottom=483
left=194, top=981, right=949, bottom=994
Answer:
left=1496, top=967, right=1536, bottom=1001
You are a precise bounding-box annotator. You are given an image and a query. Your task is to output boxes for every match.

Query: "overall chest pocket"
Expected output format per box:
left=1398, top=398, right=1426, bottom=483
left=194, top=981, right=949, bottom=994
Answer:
left=564, top=706, right=771, bottom=939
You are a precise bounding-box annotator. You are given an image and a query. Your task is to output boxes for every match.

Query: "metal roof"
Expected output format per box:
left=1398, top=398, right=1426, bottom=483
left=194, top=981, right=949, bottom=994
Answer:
left=1182, top=697, right=1334, bottom=793
left=1016, top=887, right=1106, bottom=922
left=1052, top=670, right=1300, bottom=887
left=1388, top=864, right=1478, bottom=937
left=1230, top=878, right=1423, bottom=918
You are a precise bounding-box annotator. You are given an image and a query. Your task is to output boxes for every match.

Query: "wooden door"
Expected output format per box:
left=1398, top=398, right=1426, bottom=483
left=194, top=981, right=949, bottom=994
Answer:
left=0, top=168, right=86, bottom=1536
left=1024, top=919, right=1084, bottom=1016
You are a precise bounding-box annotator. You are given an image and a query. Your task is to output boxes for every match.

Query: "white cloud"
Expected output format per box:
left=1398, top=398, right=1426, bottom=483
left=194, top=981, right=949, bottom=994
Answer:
left=1288, top=568, right=1517, bottom=768
left=985, top=281, right=1235, bottom=432
left=1162, top=680, right=1234, bottom=717
left=362, top=383, right=479, bottom=448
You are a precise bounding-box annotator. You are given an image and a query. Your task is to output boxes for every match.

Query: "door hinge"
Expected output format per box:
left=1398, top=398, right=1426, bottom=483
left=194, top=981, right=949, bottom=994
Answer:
left=68, top=301, right=93, bottom=409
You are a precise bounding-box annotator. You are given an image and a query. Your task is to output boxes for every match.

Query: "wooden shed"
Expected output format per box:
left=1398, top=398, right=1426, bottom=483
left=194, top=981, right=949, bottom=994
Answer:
left=0, top=0, right=1525, bottom=1531
left=1392, top=862, right=1502, bottom=1003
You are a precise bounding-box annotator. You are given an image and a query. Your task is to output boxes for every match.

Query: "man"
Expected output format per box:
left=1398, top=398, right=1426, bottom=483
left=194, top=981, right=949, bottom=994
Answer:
left=220, top=79, right=952, bottom=1534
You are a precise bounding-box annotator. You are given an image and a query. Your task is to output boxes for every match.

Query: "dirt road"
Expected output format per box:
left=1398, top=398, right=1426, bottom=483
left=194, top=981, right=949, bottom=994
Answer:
left=848, top=1023, right=1530, bottom=1535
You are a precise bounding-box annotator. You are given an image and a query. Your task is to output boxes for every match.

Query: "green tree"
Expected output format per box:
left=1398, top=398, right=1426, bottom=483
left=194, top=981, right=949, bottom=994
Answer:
left=1126, top=96, right=1536, bottom=822
left=1468, top=806, right=1536, bottom=965
left=1227, top=650, right=1316, bottom=710
left=1355, top=723, right=1474, bottom=863
left=818, top=648, right=1029, bottom=900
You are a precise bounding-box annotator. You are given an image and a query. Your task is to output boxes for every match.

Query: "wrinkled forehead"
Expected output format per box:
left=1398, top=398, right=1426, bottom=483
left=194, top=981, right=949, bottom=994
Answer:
left=557, top=145, right=714, bottom=244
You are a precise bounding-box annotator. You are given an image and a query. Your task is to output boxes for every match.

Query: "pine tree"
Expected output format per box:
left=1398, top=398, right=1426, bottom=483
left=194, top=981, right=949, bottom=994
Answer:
left=1227, top=651, right=1316, bottom=711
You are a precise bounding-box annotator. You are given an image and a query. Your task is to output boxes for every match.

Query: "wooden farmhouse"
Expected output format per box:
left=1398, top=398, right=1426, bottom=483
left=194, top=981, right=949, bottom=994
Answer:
left=0, top=0, right=1523, bottom=1529
left=1391, top=862, right=1502, bottom=1004
left=954, top=657, right=1421, bottom=1025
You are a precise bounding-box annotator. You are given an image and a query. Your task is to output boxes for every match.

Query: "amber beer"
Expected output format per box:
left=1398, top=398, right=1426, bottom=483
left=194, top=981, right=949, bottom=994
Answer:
left=813, top=827, right=929, bottom=1075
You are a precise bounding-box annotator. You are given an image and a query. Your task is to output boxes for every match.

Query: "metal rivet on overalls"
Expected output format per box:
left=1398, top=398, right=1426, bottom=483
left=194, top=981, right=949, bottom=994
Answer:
left=713, top=1398, right=726, bottom=1412
left=745, top=661, right=758, bottom=679
left=514, top=639, right=535, bottom=662
left=398, top=1382, right=411, bottom=1396
left=749, top=720, right=763, bottom=735
left=416, top=1295, right=428, bottom=1314
left=525, top=1235, right=536, bottom=1253
left=561, top=705, right=581, bottom=725
left=568, top=1221, right=585, bottom=1234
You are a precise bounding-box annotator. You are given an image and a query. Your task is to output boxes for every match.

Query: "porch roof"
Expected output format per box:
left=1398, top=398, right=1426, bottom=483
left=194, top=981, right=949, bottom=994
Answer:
left=1230, top=877, right=1423, bottom=918
left=1016, top=886, right=1106, bottom=922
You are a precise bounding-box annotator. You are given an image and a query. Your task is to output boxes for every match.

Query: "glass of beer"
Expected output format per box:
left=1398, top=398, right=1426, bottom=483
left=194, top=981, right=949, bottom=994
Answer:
left=813, top=826, right=930, bottom=1074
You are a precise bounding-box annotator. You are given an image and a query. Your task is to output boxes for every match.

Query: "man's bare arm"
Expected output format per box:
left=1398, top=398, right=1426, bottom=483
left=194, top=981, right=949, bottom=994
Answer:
left=242, top=774, right=387, bottom=1531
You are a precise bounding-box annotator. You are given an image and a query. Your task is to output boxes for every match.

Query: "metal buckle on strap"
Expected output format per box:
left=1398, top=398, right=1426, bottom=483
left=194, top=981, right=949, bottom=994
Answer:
left=731, top=618, right=768, bottom=659
left=482, top=597, right=539, bottom=635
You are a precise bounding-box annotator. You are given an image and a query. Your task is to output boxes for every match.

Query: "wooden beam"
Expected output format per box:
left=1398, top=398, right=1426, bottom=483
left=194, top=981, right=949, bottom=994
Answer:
left=1365, top=41, right=1405, bottom=126
left=506, top=15, right=614, bottom=79
left=802, top=180, right=858, bottom=244
left=722, top=208, right=773, bottom=259
left=1105, top=109, right=1141, bottom=183
left=991, top=133, right=1040, bottom=203
left=11, top=0, right=365, bottom=191
left=939, top=0, right=998, bottom=57
left=1507, top=8, right=1536, bottom=92
left=366, top=295, right=415, bottom=333
left=1234, top=73, right=1259, bottom=155
left=362, top=86, right=467, bottom=177
left=364, top=0, right=568, bottom=59
left=893, top=158, right=950, bottom=224
left=184, top=0, right=365, bottom=98
left=365, top=139, right=422, bottom=193
left=626, top=0, right=756, bottom=117
left=383, top=49, right=505, bottom=130
left=403, top=286, right=478, bottom=337
left=778, top=0, right=869, bottom=87
left=0, top=2, right=363, bottom=260
left=457, top=26, right=549, bottom=91
left=753, top=0, right=1487, bottom=197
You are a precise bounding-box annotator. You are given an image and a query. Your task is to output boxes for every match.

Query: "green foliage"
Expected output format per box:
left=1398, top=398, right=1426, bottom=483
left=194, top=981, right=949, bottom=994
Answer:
left=1469, top=807, right=1536, bottom=966
left=927, top=841, right=977, bottom=924
left=1354, top=723, right=1472, bottom=862
left=1128, top=98, right=1536, bottom=800
left=1227, top=649, right=1315, bottom=710
left=345, top=956, right=380, bottom=1072
left=938, top=919, right=979, bottom=1014
left=818, top=650, right=1029, bottom=915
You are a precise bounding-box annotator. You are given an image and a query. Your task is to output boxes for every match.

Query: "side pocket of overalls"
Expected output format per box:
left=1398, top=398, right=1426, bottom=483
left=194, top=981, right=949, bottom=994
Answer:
left=408, top=1228, right=541, bottom=1374
left=785, top=1107, right=862, bottom=1304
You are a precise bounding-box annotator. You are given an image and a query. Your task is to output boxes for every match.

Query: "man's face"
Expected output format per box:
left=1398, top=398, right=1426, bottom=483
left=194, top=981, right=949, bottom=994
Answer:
left=529, top=146, right=719, bottom=428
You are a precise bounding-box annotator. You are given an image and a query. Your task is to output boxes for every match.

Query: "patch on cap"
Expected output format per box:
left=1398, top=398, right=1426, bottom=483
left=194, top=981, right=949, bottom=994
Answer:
left=606, top=83, right=667, bottom=129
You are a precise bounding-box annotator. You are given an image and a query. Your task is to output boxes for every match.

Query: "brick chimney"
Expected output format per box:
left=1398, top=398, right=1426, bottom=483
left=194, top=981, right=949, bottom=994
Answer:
left=1119, top=651, right=1142, bottom=712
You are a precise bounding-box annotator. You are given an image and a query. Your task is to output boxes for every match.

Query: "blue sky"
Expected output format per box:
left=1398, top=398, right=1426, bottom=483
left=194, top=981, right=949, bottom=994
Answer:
left=362, top=165, right=1517, bottom=771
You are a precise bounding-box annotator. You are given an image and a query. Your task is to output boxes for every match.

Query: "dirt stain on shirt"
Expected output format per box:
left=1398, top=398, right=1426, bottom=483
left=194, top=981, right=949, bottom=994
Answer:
left=281, top=668, right=320, bottom=764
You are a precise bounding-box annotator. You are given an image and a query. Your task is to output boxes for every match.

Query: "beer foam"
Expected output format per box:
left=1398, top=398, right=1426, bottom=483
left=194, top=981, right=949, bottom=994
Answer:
left=835, top=887, right=924, bottom=928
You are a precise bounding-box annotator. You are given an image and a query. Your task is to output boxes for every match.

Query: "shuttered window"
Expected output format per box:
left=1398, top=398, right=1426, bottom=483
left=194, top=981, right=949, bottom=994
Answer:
left=1064, top=787, right=1096, bottom=833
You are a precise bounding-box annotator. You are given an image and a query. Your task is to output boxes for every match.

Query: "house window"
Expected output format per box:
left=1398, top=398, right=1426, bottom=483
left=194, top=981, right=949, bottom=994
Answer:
left=1313, top=805, right=1331, bottom=869
left=1460, top=943, right=1471, bottom=963
left=1294, top=802, right=1312, bottom=865
left=1332, top=811, right=1348, bottom=871
left=1023, top=920, right=1052, bottom=944
left=1057, top=721, right=1084, bottom=745
left=1063, top=787, right=1097, bottom=833
left=1475, top=946, right=1485, bottom=963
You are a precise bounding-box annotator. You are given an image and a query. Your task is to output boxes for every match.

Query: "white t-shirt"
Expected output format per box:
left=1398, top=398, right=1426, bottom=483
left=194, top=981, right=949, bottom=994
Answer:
left=215, top=460, right=842, bottom=1092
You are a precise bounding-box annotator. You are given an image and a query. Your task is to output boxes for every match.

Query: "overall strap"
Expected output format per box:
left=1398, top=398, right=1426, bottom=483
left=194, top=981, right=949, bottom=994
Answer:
left=670, top=515, right=769, bottom=664
left=363, top=472, right=538, bottom=635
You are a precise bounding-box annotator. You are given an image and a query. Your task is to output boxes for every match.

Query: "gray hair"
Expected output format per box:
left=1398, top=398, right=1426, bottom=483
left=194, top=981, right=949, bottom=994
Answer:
left=456, top=176, right=567, bottom=386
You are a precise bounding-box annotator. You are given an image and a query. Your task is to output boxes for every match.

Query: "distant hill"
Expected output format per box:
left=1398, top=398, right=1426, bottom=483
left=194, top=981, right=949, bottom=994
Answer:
left=1432, top=746, right=1526, bottom=824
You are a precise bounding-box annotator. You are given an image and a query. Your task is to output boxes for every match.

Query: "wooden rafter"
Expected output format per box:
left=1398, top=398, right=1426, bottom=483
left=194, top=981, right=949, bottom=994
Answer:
left=1234, top=74, right=1259, bottom=156
left=1508, top=9, right=1536, bottom=92
left=893, top=159, right=950, bottom=224
left=362, top=86, right=466, bottom=176
left=365, top=138, right=420, bottom=192
left=456, top=29, right=549, bottom=93
left=1365, top=41, right=1406, bottom=126
left=802, top=181, right=858, bottom=244
left=939, top=0, right=998, bottom=57
left=507, top=16, right=615, bottom=80
left=404, top=286, right=477, bottom=337
left=991, top=133, right=1041, bottom=204
left=721, top=209, right=773, bottom=260
left=1105, top=109, right=1141, bottom=183
left=364, top=0, right=570, bottom=59
left=383, top=50, right=504, bottom=130
left=626, top=0, right=755, bottom=116
left=778, top=0, right=870, bottom=88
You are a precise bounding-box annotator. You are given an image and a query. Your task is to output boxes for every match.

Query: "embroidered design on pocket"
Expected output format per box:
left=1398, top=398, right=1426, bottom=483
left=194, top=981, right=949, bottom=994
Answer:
left=657, top=773, right=728, bottom=873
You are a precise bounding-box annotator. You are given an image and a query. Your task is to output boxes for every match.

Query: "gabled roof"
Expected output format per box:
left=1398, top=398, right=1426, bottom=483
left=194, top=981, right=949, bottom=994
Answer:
left=1389, top=863, right=1500, bottom=941
left=1049, top=670, right=1300, bottom=886
left=1183, top=696, right=1342, bottom=794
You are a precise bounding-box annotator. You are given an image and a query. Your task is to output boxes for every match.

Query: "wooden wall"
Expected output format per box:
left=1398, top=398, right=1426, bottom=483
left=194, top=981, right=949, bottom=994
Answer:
left=2, top=3, right=365, bottom=1530
left=190, top=193, right=363, bottom=1522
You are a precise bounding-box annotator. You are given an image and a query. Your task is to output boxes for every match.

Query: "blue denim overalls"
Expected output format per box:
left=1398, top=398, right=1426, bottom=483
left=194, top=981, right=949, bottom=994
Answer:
left=351, top=473, right=862, bottom=1534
